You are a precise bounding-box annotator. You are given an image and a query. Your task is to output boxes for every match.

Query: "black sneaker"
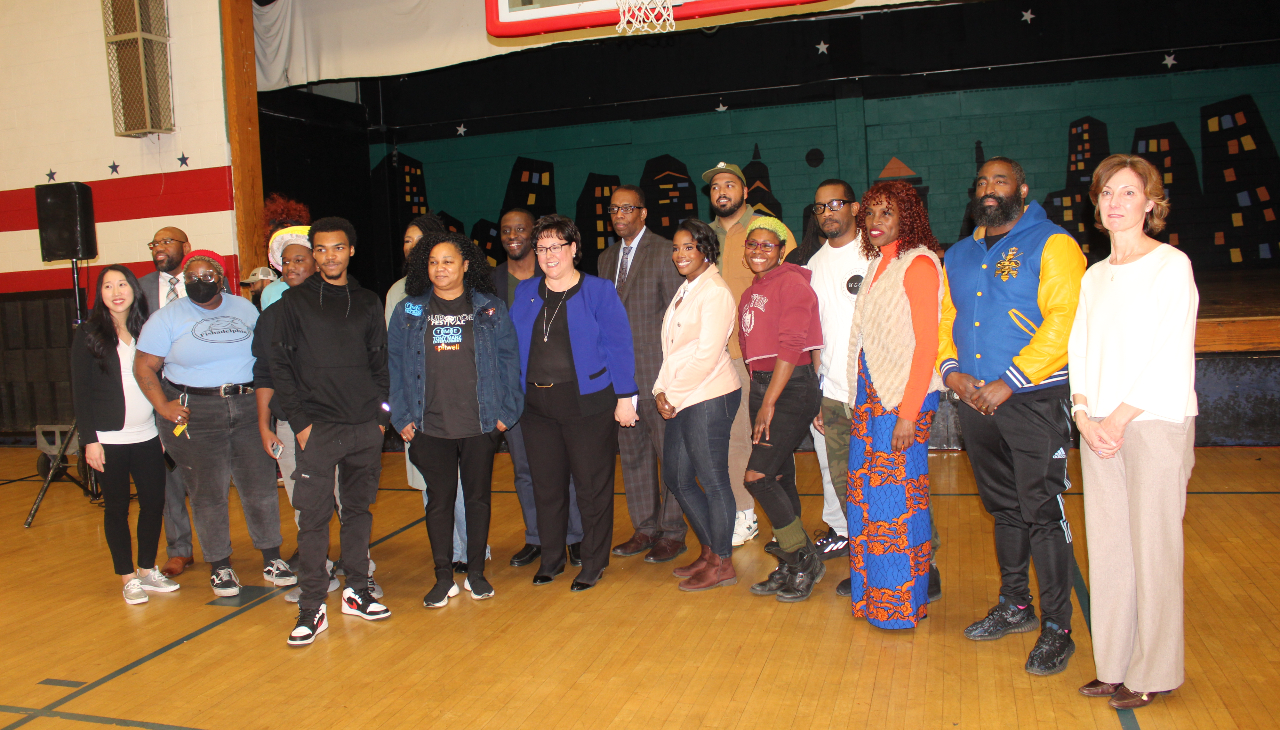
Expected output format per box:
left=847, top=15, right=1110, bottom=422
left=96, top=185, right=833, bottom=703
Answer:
left=341, top=587, right=390, bottom=620
left=836, top=578, right=852, bottom=597
left=814, top=527, right=849, bottom=561
left=210, top=566, right=240, bottom=597
left=928, top=564, right=942, bottom=603
left=287, top=604, right=327, bottom=647
left=1026, top=622, right=1075, bottom=675
left=465, top=575, right=495, bottom=600
left=424, top=580, right=460, bottom=608
left=964, top=596, right=1038, bottom=641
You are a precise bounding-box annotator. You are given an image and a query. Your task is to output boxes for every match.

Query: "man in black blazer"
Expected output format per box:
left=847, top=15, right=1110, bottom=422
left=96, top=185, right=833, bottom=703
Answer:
left=599, top=185, right=688, bottom=563
left=137, top=227, right=196, bottom=577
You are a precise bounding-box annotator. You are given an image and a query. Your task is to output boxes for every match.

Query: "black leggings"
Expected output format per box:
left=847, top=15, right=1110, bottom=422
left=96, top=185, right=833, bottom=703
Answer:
left=96, top=437, right=167, bottom=575
left=744, top=365, right=821, bottom=532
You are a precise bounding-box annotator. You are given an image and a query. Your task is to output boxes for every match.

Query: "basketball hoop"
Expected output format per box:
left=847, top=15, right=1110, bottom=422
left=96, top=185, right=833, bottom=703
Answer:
left=616, top=0, right=675, bottom=35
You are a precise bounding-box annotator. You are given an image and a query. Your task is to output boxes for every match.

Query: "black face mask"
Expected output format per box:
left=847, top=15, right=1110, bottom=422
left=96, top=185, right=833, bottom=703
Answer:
left=187, top=279, right=220, bottom=304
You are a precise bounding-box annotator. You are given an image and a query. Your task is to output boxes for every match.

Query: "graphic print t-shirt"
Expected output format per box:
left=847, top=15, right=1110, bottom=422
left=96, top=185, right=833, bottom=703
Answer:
left=136, top=295, right=258, bottom=387
left=421, top=293, right=481, bottom=439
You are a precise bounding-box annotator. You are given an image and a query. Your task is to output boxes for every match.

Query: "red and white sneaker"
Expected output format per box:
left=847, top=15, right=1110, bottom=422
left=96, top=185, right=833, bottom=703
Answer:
left=341, top=587, right=390, bottom=620
left=287, top=604, right=327, bottom=647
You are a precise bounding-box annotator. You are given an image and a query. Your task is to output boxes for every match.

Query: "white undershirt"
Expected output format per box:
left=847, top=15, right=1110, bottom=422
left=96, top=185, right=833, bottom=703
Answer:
left=96, top=338, right=160, bottom=445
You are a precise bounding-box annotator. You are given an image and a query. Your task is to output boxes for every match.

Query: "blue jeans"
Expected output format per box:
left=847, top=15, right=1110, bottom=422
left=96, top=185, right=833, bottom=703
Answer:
left=507, top=421, right=584, bottom=545
left=662, top=390, right=741, bottom=559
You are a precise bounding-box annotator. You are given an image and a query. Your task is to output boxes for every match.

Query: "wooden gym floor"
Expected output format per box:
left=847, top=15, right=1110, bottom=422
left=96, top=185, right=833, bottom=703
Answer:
left=0, top=446, right=1277, bottom=730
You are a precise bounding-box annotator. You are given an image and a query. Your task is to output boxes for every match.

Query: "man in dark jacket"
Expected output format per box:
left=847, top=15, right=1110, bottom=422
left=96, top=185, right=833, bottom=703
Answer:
left=270, top=216, right=392, bottom=647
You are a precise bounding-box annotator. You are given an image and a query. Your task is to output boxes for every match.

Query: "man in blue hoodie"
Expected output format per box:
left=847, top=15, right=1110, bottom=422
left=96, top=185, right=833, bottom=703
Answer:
left=938, top=157, right=1086, bottom=676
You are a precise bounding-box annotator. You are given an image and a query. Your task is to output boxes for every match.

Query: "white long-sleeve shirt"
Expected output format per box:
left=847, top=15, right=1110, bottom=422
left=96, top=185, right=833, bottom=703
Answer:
left=1067, top=243, right=1198, bottom=422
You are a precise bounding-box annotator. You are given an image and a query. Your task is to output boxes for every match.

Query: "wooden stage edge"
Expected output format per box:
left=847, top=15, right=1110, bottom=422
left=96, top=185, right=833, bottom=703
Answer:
left=1196, top=316, right=1280, bottom=353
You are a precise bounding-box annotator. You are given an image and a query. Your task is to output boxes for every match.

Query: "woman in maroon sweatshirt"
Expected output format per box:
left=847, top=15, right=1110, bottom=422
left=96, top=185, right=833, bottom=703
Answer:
left=737, top=216, right=825, bottom=603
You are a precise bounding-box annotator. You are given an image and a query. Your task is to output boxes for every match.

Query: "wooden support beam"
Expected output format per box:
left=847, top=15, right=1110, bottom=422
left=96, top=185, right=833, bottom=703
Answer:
left=220, top=0, right=264, bottom=285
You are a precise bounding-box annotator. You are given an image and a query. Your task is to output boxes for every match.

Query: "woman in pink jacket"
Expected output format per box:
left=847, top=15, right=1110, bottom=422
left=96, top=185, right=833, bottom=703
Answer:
left=654, top=219, right=742, bottom=591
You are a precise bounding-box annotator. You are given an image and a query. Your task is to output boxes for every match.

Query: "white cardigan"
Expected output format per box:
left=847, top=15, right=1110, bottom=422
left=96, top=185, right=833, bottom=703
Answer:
left=1067, top=244, right=1198, bottom=422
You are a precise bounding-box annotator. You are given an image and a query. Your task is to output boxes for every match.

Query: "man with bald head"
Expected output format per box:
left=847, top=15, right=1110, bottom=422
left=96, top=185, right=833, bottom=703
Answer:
left=138, top=226, right=196, bottom=576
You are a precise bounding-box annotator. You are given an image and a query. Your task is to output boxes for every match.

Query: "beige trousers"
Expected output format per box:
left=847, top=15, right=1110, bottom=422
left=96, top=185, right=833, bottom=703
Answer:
left=727, top=358, right=759, bottom=511
left=1082, top=416, right=1195, bottom=693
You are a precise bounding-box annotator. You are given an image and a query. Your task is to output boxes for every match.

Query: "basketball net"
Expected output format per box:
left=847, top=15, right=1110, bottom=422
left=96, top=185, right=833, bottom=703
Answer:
left=616, top=0, right=675, bottom=34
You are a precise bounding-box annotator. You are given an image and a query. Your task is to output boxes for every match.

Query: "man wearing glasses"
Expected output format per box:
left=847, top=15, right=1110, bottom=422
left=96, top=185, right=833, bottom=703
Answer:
left=704, top=162, right=795, bottom=548
left=601, top=185, right=688, bottom=565
left=138, top=228, right=199, bottom=577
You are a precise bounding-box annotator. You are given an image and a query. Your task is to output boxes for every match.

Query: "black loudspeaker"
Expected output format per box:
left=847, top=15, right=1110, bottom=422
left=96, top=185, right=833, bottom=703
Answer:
left=36, top=182, right=97, bottom=262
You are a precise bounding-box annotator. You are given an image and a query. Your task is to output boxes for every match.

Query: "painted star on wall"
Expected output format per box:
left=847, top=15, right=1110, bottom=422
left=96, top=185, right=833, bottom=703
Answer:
left=816, top=41, right=829, bottom=54
left=715, top=103, right=728, bottom=112
left=45, top=169, right=56, bottom=182
left=177, top=153, right=189, bottom=167
left=456, top=124, right=467, bottom=136
left=108, top=161, right=120, bottom=175
left=1021, top=9, right=1034, bottom=23
left=1163, top=53, right=1177, bottom=69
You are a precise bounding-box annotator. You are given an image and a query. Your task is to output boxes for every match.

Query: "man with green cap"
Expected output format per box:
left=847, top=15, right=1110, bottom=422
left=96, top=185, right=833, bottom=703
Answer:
left=702, top=161, right=795, bottom=549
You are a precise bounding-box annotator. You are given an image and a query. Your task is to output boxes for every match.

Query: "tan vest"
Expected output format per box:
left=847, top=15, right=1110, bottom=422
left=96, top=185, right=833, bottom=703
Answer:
left=848, top=247, right=945, bottom=410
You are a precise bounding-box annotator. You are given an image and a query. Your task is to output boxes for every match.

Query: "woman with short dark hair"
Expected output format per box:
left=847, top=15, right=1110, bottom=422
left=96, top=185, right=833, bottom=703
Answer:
left=654, top=219, right=742, bottom=591
left=71, top=265, right=179, bottom=604
left=510, top=214, right=639, bottom=591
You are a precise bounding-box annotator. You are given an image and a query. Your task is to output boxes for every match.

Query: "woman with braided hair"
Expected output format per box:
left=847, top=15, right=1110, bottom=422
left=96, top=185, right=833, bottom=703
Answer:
left=844, top=180, right=946, bottom=629
left=388, top=232, right=523, bottom=607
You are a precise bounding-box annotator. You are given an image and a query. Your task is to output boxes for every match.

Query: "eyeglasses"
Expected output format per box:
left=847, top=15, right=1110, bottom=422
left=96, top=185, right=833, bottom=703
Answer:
left=744, top=240, right=780, bottom=253
left=534, top=243, right=571, bottom=256
left=183, top=272, right=219, bottom=283
left=810, top=200, right=852, bottom=215
left=607, top=205, right=643, bottom=215
left=148, top=237, right=187, bottom=249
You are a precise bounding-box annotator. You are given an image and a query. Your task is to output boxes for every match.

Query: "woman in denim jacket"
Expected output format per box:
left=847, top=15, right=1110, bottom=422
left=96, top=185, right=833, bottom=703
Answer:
left=389, top=232, right=523, bottom=608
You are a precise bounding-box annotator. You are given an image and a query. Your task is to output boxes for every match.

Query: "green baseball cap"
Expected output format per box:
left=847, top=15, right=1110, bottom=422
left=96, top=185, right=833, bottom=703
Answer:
left=701, top=161, right=746, bottom=186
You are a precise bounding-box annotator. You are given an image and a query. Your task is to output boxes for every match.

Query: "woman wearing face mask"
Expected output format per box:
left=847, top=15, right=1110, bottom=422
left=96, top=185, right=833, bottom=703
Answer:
left=653, top=219, right=742, bottom=591
left=135, top=250, right=289, bottom=598
left=71, top=265, right=180, bottom=605
left=736, top=216, right=825, bottom=603
left=389, top=232, right=523, bottom=607
left=844, top=180, right=946, bottom=629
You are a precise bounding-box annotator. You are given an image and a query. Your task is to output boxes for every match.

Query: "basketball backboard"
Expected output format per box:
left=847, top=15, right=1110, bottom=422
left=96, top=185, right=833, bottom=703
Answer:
left=486, top=0, right=830, bottom=38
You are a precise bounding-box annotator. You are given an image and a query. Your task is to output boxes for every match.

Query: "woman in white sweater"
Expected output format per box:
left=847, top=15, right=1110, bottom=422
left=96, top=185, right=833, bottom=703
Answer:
left=1068, top=154, right=1198, bottom=711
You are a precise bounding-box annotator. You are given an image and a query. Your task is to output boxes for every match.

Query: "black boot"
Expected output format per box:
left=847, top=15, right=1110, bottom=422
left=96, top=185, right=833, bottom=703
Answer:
left=750, top=542, right=789, bottom=596
left=776, top=537, right=825, bottom=603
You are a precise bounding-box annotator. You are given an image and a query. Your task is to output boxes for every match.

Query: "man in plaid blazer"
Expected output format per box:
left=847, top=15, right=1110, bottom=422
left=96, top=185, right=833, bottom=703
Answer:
left=598, top=185, right=688, bottom=563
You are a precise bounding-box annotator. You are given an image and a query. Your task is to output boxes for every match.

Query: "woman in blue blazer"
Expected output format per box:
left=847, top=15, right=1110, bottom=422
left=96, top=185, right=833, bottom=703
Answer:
left=510, top=214, right=638, bottom=591
left=389, top=232, right=523, bottom=607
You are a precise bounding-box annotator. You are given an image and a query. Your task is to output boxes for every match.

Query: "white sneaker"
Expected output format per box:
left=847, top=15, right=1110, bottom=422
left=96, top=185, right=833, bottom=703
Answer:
left=732, top=510, right=759, bottom=547
left=123, top=578, right=148, bottom=604
left=137, top=567, right=179, bottom=593
left=263, top=558, right=298, bottom=586
left=210, top=566, right=241, bottom=597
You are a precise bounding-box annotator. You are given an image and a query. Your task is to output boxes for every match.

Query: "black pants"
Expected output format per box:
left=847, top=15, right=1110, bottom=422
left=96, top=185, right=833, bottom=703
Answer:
left=408, top=429, right=500, bottom=579
left=957, top=397, right=1074, bottom=630
left=521, top=383, right=619, bottom=584
left=97, top=437, right=167, bottom=575
left=745, top=365, right=821, bottom=532
left=292, top=420, right=383, bottom=610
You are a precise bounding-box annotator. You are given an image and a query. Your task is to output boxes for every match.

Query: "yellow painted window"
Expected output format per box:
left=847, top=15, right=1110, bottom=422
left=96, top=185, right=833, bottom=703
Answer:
left=1063, top=210, right=1074, bottom=221
left=597, top=221, right=604, bottom=232
left=1230, top=248, right=1243, bottom=263
left=1164, top=172, right=1173, bottom=184
left=1232, top=212, right=1244, bottom=227
left=1242, top=135, right=1257, bottom=151
left=527, top=193, right=536, bottom=205
left=1208, top=117, right=1220, bottom=132
left=543, top=172, right=551, bottom=186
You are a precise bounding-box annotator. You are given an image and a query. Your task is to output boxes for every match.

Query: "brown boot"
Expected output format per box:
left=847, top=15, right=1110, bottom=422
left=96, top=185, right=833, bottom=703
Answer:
left=673, top=545, right=712, bottom=578
left=679, top=553, right=738, bottom=592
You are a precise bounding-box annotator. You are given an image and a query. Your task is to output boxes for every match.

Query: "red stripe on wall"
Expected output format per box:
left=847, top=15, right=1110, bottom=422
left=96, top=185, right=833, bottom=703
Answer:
left=0, top=256, right=242, bottom=297
left=0, top=166, right=234, bottom=233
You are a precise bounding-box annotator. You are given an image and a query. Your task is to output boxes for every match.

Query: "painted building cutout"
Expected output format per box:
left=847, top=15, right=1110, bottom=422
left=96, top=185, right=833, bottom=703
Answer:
left=744, top=144, right=784, bottom=220
left=1042, top=116, right=1110, bottom=255
left=875, top=156, right=930, bottom=210
left=1201, top=95, right=1280, bottom=266
left=639, top=154, right=696, bottom=240
left=471, top=218, right=504, bottom=268
left=1130, top=121, right=1204, bottom=256
left=503, top=157, right=557, bottom=220
left=575, top=172, right=621, bottom=276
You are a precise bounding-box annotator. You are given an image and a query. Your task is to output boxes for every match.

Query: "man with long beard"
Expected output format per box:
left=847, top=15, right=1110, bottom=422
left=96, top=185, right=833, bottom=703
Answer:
left=938, top=157, right=1086, bottom=676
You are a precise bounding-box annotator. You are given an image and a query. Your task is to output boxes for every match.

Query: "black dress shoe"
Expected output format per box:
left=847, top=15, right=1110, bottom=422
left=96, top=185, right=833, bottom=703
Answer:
left=567, top=542, right=582, bottom=567
left=510, top=544, right=541, bottom=568
left=836, top=577, right=851, bottom=597
left=452, top=561, right=469, bottom=574
left=570, top=580, right=596, bottom=592
left=532, top=565, right=565, bottom=586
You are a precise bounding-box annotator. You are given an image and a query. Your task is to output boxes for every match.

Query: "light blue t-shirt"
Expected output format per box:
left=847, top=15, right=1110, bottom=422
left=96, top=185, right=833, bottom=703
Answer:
left=137, top=295, right=259, bottom=387
left=259, top=278, right=289, bottom=310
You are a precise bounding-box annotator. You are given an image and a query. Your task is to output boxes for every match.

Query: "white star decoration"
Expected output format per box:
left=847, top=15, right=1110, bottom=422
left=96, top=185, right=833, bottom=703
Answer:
left=816, top=41, right=829, bottom=54
left=715, top=103, right=728, bottom=112
left=1021, top=9, right=1034, bottom=23
left=1163, top=53, right=1177, bottom=69
left=456, top=123, right=467, bottom=136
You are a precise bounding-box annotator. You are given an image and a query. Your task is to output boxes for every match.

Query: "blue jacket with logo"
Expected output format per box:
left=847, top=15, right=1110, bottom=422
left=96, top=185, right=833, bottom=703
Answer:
left=388, top=289, right=524, bottom=435
left=938, top=200, right=1086, bottom=394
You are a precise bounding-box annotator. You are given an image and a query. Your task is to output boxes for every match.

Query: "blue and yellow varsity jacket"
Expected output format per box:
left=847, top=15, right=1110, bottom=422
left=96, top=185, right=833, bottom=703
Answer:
left=937, top=200, right=1086, bottom=395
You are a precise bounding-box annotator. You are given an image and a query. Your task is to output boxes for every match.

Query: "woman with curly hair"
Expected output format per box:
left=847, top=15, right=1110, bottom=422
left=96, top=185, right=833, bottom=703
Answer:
left=388, top=232, right=523, bottom=607
left=844, top=180, right=946, bottom=629
left=260, top=194, right=312, bottom=310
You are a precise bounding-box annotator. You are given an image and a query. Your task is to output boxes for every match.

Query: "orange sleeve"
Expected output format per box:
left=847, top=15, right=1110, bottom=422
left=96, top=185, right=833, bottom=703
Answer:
left=899, top=257, right=940, bottom=422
